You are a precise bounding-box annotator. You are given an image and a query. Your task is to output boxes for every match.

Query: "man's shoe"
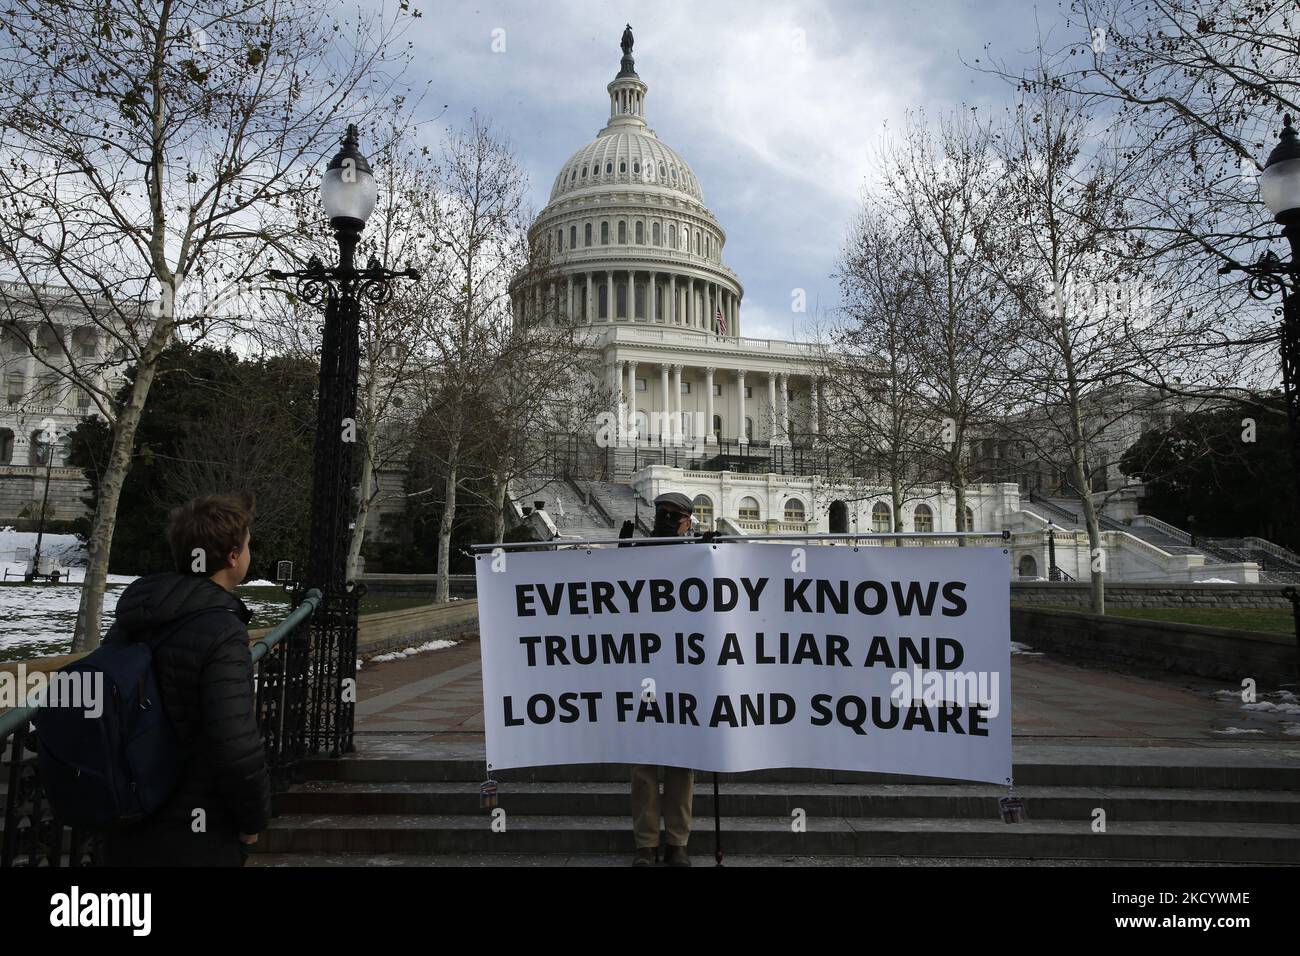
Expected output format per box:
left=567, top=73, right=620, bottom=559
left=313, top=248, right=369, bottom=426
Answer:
left=633, top=846, right=658, bottom=866
left=664, top=845, right=690, bottom=867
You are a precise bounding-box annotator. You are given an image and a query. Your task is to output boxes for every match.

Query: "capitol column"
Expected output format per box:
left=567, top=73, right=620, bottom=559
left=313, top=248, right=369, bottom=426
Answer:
left=585, top=272, right=593, bottom=322
left=778, top=373, right=790, bottom=444
left=705, top=366, right=716, bottom=444
left=731, top=294, right=738, bottom=338
left=668, top=274, right=677, bottom=325
left=566, top=276, right=573, bottom=321
left=606, top=271, right=614, bottom=321
left=767, top=372, right=778, bottom=444
left=672, top=364, right=683, bottom=445
left=659, top=363, right=670, bottom=444
left=628, top=269, right=636, bottom=320
left=612, top=359, right=625, bottom=440
left=626, top=360, right=638, bottom=443
left=649, top=271, right=657, bottom=323
left=704, top=282, right=712, bottom=333
left=736, top=369, right=747, bottom=444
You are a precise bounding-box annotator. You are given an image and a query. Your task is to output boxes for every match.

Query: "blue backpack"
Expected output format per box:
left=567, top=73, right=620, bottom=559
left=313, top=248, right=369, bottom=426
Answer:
left=34, top=607, right=232, bottom=829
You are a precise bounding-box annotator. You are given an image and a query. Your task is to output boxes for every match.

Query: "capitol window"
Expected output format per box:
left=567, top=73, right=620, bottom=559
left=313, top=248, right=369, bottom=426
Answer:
left=606, top=162, right=612, bottom=174
left=872, top=502, right=892, bottom=532
left=633, top=161, right=640, bottom=174
left=668, top=224, right=676, bottom=246
left=601, top=222, right=609, bottom=244
left=634, top=221, right=643, bottom=244
left=652, top=222, right=660, bottom=245
left=581, top=166, right=587, bottom=178
left=680, top=381, right=690, bottom=394
left=585, top=223, right=592, bottom=246
left=635, top=378, right=646, bottom=391
left=914, top=504, right=934, bottom=533
left=570, top=169, right=577, bottom=182
left=556, top=229, right=562, bottom=250
left=784, top=499, right=806, bottom=523
left=570, top=225, right=577, bottom=248
left=738, top=497, right=760, bottom=520
left=617, top=220, right=627, bottom=243
left=619, top=161, right=626, bottom=173
left=712, top=384, right=722, bottom=396
left=646, top=162, right=654, bottom=179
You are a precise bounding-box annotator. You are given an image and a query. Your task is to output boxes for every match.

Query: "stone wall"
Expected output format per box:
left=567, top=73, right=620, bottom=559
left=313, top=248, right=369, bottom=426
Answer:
left=1011, top=581, right=1292, bottom=610
left=0, top=465, right=91, bottom=523
left=1012, top=606, right=1294, bottom=686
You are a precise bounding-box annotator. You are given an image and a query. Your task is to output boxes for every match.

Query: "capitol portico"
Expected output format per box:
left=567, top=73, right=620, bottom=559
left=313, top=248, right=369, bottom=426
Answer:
left=511, top=27, right=824, bottom=450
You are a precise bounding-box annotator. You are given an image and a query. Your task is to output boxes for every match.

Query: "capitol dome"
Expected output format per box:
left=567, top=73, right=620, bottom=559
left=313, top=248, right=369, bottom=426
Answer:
left=515, top=26, right=742, bottom=339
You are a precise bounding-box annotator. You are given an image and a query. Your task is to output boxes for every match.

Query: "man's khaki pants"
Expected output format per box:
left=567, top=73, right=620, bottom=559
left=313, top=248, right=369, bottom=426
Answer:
left=631, top=764, right=694, bottom=848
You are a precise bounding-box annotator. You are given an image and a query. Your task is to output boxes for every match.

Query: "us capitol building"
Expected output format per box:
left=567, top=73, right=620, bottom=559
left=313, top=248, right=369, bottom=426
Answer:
left=505, top=26, right=1022, bottom=545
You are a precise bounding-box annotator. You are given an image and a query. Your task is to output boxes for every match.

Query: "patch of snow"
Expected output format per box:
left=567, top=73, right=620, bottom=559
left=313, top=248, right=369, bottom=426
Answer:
left=1010, top=641, right=1042, bottom=656
left=1242, top=701, right=1300, bottom=715
left=1193, top=578, right=1236, bottom=584
left=1212, top=727, right=1266, bottom=735
left=1283, top=723, right=1300, bottom=737
left=369, top=639, right=458, bottom=663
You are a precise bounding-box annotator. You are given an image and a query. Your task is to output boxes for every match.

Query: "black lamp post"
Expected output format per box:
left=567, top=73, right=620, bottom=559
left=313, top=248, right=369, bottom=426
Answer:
left=1046, top=520, right=1059, bottom=581
left=1220, top=114, right=1300, bottom=682
left=268, top=125, right=418, bottom=757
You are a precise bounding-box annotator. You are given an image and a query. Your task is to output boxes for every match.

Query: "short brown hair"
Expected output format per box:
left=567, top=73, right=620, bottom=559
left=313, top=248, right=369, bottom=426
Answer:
left=167, top=493, right=256, bottom=576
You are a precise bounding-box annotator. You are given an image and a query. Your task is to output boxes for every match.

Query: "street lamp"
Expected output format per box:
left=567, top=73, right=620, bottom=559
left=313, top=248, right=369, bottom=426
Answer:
left=268, top=124, right=418, bottom=758
left=1220, top=114, right=1300, bottom=682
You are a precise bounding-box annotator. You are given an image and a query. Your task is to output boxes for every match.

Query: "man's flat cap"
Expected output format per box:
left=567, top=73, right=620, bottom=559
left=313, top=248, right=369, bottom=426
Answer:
left=653, top=492, right=694, bottom=514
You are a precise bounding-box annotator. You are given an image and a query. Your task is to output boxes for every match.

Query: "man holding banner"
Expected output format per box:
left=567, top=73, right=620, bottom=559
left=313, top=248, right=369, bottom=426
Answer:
left=624, top=492, right=699, bottom=866
left=475, top=505, right=1012, bottom=869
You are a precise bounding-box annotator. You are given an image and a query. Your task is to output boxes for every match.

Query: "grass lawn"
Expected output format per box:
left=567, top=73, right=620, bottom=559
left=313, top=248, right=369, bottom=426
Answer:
left=1029, top=603, right=1294, bottom=635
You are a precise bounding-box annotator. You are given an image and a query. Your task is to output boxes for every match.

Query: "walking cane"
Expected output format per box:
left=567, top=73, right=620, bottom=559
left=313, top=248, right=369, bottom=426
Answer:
left=713, top=772, right=723, bottom=865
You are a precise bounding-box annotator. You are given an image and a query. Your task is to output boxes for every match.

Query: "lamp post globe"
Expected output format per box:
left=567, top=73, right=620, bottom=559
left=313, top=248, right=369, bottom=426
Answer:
left=321, top=124, right=378, bottom=269
left=1260, top=115, right=1300, bottom=229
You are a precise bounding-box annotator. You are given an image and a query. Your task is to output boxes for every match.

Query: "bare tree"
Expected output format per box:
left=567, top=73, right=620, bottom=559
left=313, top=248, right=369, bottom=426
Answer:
left=876, top=111, right=1013, bottom=538
left=823, top=208, right=932, bottom=531
left=0, top=0, right=415, bottom=649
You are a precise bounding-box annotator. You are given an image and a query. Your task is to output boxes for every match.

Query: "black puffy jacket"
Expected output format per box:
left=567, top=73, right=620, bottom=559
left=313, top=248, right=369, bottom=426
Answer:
left=105, top=572, right=271, bottom=837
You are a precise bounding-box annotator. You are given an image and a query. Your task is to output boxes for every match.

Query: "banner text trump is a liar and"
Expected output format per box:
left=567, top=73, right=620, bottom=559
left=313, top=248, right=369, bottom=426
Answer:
left=475, top=542, right=1012, bottom=784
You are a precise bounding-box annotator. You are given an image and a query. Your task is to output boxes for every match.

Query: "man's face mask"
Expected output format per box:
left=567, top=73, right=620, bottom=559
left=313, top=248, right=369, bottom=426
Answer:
left=652, top=507, right=688, bottom=537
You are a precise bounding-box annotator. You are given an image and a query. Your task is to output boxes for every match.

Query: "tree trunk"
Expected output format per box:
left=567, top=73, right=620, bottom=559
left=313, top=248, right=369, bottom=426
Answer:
left=435, top=440, right=460, bottom=605
left=347, top=448, right=374, bottom=581
left=1073, top=454, right=1105, bottom=615
left=71, top=355, right=163, bottom=651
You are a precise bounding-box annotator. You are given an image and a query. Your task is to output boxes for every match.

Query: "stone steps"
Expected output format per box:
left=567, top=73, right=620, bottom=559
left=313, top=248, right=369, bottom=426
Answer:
left=274, top=780, right=1300, bottom=823
left=256, top=812, right=1300, bottom=863
left=256, top=743, right=1300, bottom=863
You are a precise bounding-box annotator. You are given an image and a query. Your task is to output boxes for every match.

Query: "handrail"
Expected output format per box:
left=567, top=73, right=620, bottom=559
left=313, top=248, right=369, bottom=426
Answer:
left=0, top=589, right=322, bottom=740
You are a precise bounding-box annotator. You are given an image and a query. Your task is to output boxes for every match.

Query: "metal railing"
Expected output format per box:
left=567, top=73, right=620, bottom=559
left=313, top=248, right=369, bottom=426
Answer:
left=0, top=589, right=321, bottom=868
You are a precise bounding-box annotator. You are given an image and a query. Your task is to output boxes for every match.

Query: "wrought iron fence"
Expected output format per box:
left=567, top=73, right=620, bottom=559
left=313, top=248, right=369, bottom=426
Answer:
left=0, top=589, right=321, bottom=868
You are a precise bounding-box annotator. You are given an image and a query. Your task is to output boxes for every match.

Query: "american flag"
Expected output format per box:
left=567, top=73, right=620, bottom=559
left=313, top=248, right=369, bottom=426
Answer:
left=715, top=306, right=726, bottom=335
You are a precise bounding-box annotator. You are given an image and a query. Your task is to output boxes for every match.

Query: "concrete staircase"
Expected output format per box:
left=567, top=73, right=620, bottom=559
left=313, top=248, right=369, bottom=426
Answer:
left=252, top=742, right=1300, bottom=865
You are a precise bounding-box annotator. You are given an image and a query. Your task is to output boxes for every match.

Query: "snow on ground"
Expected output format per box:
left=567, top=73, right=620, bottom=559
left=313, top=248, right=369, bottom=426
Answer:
left=1212, top=727, right=1266, bottom=735
left=1009, top=641, right=1042, bottom=656
left=368, top=639, right=459, bottom=663
left=1193, top=578, right=1237, bottom=584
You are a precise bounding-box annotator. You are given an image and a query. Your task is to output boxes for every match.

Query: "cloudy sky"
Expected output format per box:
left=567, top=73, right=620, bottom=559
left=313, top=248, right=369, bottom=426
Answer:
left=386, top=0, right=1071, bottom=341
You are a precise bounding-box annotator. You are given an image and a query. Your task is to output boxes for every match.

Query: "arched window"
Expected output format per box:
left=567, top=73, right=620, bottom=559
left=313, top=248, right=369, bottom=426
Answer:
left=555, top=229, right=562, bottom=251
left=671, top=166, right=678, bottom=182
left=584, top=223, right=593, bottom=247
left=581, top=166, right=587, bottom=178
left=619, top=160, right=627, bottom=173
left=635, top=221, right=644, bottom=244
left=829, top=501, right=848, bottom=533
left=0, top=428, right=13, bottom=465
left=964, top=506, right=975, bottom=532
left=569, top=225, right=577, bottom=248
left=695, top=231, right=701, bottom=254
left=634, top=281, right=645, bottom=319
left=598, top=284, right=609, bottom=320
left=605, top=162, right=613, bottom=175
left=668, top=224, right=676, bottom=247
left=872, top=502, right=892, bottom=532
left=737, top=496, right=760, bottom=520
left=570, top=169, right=577, bottom=182
left=693, top=495, right=714, bottom=530
left=914, top=504, right=934, bottom=533
left=617, top=220, right=627, bottom=244
left=1018, top=554, right=1038, bottom=578
left=633, top=160, right=640, bottom=174
left=652, top=222, right=661, bottom=246
left=783, top=498, right=806, bottom=523
left=601, top=222, right=609, bottom=245
left=616, top=282, right=627, bottom=319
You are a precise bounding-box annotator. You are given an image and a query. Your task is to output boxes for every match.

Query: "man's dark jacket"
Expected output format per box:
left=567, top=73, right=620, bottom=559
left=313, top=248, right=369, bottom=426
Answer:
left=99, top=572, right=271, bottom=866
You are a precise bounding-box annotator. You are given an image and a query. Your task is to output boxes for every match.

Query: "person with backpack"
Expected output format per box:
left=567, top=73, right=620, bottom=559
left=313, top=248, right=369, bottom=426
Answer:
left=88, top=493, right=271, bottom=866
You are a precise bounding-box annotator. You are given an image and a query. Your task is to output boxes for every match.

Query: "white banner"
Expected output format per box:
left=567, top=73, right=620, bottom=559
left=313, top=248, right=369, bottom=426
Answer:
left=475, top=541, right=1012, bottom=784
